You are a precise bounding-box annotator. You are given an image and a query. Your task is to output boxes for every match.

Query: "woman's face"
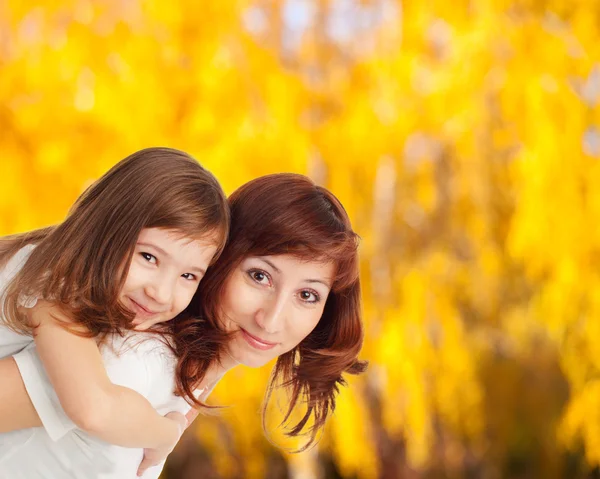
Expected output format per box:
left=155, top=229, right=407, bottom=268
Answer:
left=121, top=228, right=219, bottom=330
left=219, top=254, right=335, bottom=368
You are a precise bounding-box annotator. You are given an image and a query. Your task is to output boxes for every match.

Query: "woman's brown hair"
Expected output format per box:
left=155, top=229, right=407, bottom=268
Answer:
left=175, top=173, right=367, bottom=449
left=0, top=147, right=229, bottom=340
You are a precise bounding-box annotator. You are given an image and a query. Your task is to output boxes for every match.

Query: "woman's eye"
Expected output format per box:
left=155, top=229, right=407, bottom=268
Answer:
left=141, top=252, right=157, bottom=264
left=181, top=273, right=198, bottom=281
left=248, top=270, right=270, bottom=285
left=299, top=290, right=320, bottom=304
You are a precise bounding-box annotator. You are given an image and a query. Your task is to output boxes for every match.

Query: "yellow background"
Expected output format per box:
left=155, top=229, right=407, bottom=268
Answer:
left=2, top=1, right=600, bottom=478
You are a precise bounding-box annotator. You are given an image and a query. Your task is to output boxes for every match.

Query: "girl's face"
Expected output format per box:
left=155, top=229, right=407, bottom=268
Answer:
left=219, top=254, right=335, bottom=368
left=121, top=228, right=219, bottom=330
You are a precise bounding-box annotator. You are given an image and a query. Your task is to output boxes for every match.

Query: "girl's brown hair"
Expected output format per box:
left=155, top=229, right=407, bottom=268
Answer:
left=175, top=173, right=366, bottom=449
left=0, top=147, right=229, bottom=341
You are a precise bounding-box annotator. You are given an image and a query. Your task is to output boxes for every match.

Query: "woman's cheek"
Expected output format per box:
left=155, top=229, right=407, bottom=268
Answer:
left=229, top=279, right=259, bottom=314
left=297, top=313, right=323, bottom=343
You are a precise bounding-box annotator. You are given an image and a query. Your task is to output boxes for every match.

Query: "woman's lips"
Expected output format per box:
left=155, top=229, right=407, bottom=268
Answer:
left=240, top=328, right=278, bottom=351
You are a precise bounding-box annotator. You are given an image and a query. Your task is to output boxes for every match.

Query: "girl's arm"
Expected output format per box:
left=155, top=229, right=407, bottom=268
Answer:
left=0, top=356, right=41, bottom=431
left=24, top=300, right=185, bottom=450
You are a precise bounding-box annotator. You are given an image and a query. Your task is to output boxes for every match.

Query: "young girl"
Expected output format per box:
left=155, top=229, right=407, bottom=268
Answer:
left=0, top=147, right=230, bottom=474
left=0, top=173, right=366, bottom=479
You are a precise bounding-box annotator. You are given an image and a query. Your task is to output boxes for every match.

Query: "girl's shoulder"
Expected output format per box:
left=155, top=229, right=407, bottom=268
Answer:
left=0, top=243, right=36, bottom=289
left=107, top=331, right=175, bottom=362
left=0, top=244, right=38, bottom=356
left=102, top=332, right=178, bottom=406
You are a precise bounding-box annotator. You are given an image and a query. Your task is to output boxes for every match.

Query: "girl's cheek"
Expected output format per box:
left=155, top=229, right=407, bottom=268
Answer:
left=183, top=291, right=196, bottom=312
left=122, top=262, right=142, bottom=290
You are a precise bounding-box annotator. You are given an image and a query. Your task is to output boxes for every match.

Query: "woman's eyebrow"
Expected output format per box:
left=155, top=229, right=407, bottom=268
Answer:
left=259, top=258, right=281, bottom=274
left=256, top=258, right=332, bottom=287
left=305, top=279, right=332, bottom=288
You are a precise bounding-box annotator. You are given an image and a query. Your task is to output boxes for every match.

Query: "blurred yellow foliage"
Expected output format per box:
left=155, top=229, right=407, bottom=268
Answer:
left=3, top=0, right=600, bottom=478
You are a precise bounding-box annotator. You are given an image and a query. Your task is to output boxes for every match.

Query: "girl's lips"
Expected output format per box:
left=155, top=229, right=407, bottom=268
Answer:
left=240, top=328, right=278, bottom=351
left=129, top=298, right=158, bottom=317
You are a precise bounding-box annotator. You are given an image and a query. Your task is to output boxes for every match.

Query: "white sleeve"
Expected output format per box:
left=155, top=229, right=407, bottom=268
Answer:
left=12, top=344, right=76, bottom=442
left=102, top=343, right=153, bottom=397
left=12, top=336, right=158, bottom=443
left=0, top=244, right=38, bottom=310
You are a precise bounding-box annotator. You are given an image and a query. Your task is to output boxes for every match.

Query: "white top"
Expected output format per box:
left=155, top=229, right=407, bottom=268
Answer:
left=0, top=243, right=37, bottom=358
left=0, top=246, right=196, bottom=479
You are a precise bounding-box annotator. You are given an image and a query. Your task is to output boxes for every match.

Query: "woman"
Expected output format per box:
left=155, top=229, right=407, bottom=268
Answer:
left=0, top=173, right=366, bottom=478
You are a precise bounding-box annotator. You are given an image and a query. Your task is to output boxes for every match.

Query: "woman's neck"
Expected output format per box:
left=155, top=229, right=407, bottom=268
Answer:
left=200, top=350, right=240, bottom=392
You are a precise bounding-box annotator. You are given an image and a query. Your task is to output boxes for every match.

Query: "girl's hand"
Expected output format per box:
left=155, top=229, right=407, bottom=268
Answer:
left=185, top=407, right=200, bottom=427
left=136, top=411, right=187, bottom=477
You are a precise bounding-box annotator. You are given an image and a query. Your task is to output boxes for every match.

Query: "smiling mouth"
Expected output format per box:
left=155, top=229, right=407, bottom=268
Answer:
left=129, top=298, right=158, bottom=316
left=239, top=328, right=278, bottom=351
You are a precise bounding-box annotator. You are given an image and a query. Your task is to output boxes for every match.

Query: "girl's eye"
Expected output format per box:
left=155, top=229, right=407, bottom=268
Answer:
left=141, top=252, right=157, bottom=264
left=181, top=273, right=198, bottom=281
left=248, top=269, right=270, bottom=285
left=299, top=290, right=320, bottom=304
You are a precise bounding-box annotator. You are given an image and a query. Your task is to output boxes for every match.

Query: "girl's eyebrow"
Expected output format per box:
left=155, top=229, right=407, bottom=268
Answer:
left=137, top=242, right=169, bottom=257
left=137, top=242, right=206, bottom=275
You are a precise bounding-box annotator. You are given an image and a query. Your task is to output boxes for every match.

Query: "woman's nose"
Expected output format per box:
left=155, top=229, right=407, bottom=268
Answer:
left=254, top=295, right=286, bottom=334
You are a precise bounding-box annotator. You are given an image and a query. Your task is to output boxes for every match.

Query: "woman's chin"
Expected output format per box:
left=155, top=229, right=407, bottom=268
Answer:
left=228, top=347, right=272, bottom=369
left=225, top=333, right=280, bottom=369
